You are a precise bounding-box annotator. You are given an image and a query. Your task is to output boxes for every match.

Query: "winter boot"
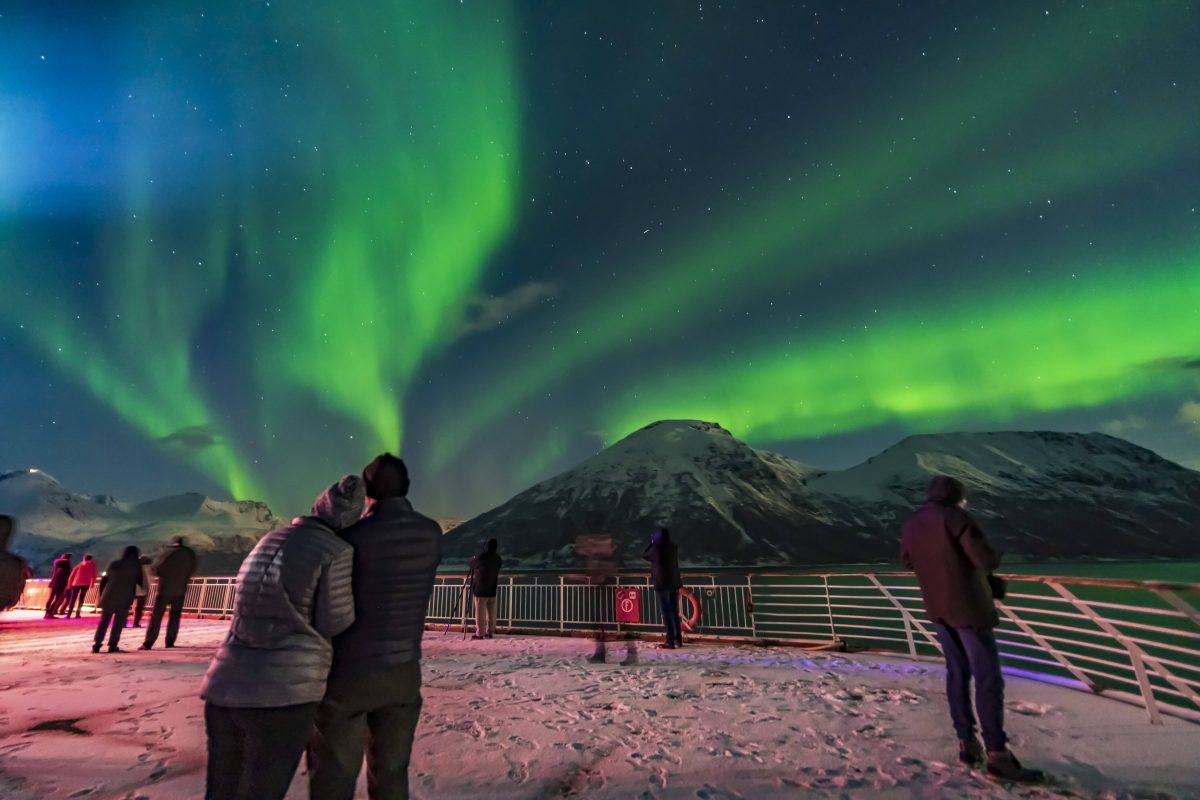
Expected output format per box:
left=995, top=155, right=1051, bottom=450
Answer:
left=958, top=738, right=983, bottom=767
left=587, top=651, right=606, bottom=664
left=620, top=651, right=638, bottom=667
left=986, top=749, right=1044, bottom=783
left=91, top=643, right=101, bottom=654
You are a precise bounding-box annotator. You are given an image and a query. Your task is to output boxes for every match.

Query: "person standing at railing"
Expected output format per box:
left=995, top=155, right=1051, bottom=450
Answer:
left=65, top=554, right=98, bottom=618
left=579, top=532, right=637, bottom=666
left=308, top=453, right=442, bottom=800
left=901, top=474, right=1043, bottom=783
left=44, top=551, right=73, bottom=618
left=141, top=535, right=197, bottom=650
left=469, top=538, right=502, bottom=640
left=200, top=474, right=360, bottom=800
left=92, top=546, right=144, bottom=653
left=643, top=526, right=683, bottom=649
left=129, top=556, right=152, bottom=627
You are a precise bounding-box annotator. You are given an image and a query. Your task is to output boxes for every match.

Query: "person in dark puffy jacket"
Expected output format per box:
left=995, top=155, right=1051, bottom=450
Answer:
left=93, top=546, right=144, bottom=653
left=308, top=453, right=441, bottom=800
left=45, top=552, right=73, bottom=618
left=468, top=538, right=502, bottom=639
left=141, top=535, right=197, bottom=649
left=200, top=475, right=361, bottom=800
left=0, top=515, right=33, bottom=612
left=643, top=527, right=683, bottom=649
left=901, top=475, right=1042, bottom=783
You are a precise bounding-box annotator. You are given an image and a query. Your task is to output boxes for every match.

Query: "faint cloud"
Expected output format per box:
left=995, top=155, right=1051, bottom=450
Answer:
left=1100, top=415, right=1150, bottom=437
left=1146, top=355, right=1200, bottom=373
left=157, top=425, right=224, bottom=454
left=460, top=281, right=557, bottom=336
left=1179, top=400, right=1200, bottom=433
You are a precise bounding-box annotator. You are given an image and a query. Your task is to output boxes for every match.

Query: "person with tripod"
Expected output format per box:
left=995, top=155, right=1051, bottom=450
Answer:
left=468, top=539, right=502, bottom=640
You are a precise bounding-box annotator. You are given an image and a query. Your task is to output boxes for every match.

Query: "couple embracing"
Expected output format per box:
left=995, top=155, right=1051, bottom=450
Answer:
left=200, top=453, right=442, bottom=800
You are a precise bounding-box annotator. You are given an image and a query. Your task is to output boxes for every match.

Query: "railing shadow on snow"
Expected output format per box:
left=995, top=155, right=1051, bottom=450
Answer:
left=16, top=571, right=1200, bottom=724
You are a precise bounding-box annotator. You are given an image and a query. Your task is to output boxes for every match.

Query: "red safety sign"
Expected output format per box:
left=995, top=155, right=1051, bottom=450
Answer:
left=615, top=587, right=641, bottom=623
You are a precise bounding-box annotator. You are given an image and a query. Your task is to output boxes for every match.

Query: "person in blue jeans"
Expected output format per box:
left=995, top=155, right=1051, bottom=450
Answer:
left=643, top=526, right=683, bottom=649
left=901, top=475, right=1042, bottom=783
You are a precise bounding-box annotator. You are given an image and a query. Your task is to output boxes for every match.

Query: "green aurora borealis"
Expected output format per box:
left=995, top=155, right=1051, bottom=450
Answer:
left=2, top=2, right=1198, bottom=517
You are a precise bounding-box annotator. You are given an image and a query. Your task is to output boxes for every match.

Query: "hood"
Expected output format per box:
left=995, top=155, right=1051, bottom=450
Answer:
left=925, top=475, right=966, bottom=506
left=486, top=538, right=498, bottom=553
left=311, top=474, right=366, bottom=530
left=651, top=527, right=671, bottom=547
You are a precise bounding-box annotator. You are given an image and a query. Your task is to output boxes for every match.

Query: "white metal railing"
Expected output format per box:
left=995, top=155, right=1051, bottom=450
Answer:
left=14, top=571, right=1199, bottom=723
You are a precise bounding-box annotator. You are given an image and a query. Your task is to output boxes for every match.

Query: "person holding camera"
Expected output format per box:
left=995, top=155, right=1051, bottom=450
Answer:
left=901, top=475, right=1042, bottom=783
left=468, top=538, right=502, bottom=640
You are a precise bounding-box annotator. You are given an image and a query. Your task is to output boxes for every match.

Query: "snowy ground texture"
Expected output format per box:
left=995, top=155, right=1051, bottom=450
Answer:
left=2, top=611, right=1198, bottom=799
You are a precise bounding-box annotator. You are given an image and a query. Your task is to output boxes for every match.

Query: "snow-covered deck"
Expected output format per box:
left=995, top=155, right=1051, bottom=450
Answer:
left=1, top=611, right=1197, bottom=799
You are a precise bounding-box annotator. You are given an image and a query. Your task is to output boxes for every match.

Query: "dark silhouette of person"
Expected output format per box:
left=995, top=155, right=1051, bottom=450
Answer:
left=0, top=515, right=33, bottom=612
left=643, top=526, right=684, bottom=648
left=901, top=475, right=1042, bottom=782
left=308, top=453, right=442, bottom=800
left=66, top=554, right=98, bottom=618
left=579, top=532, right=636, bottom=666
left=93, top=546, right=144, bottom=653
left=131, top=555, right=152, bottom=627
left=141, top=535, right=197, bottom=649
left=468, top=538, right=502, bottom=639
left=201, top=475, right=360, bottom=800
left=44, top=552, right=73, bottom=618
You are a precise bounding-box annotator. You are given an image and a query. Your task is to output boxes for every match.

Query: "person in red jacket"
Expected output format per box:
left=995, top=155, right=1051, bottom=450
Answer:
left=66, top=554, right=98, bottom=618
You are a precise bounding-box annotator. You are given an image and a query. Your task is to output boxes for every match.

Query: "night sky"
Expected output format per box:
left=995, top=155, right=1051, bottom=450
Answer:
left=2, top=2, right=1198, bottom=521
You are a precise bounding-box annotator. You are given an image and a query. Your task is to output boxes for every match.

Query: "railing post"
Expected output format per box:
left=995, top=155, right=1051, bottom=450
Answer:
left=559, top=576, right=565, bottom=633
left=747, top=576, right=757, bottom=639
left=823, top=575, right=837, bottom=641
left=506, top=576, right=514, bottom=629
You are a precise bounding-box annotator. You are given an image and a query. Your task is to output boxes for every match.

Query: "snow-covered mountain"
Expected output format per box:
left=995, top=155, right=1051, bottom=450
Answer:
left=443, top=421, right=1200, bottom=567
left=0, top=469, right=281, bottom=575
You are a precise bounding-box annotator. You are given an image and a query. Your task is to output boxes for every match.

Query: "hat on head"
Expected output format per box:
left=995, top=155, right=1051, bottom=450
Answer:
left=362, top=453, right=410, bottom=499
left=312, top=474, right=367, bottom=530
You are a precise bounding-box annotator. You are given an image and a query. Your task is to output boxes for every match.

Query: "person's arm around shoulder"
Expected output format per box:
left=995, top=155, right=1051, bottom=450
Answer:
left=954, top=510, right=1001, bottom=572
left=313, top=544, right=355, bottom=639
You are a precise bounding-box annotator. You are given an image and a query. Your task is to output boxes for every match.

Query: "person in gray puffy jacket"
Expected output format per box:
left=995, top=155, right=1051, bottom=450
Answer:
left=200, top=474, right=362, bottom=800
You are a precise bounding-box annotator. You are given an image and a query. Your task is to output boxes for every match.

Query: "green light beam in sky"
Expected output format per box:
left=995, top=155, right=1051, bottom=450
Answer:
left=432, top=17, right=1197, bottom=471
left=249, top=4, right=520, bottom=454
left=600, top=248, right=1200, bottom=445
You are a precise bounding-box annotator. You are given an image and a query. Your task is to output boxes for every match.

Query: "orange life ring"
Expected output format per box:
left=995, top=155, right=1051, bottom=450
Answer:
left=679, top=587, right=701, bottom=632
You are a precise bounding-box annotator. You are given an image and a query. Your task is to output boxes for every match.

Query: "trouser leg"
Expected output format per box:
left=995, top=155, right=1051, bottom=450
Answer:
left=474, top=596, right=486, bottom=636
left=934, top=622, right=976, bottom=743
left=67, top=587, right=84, bottom=616
left=486, top=597, right=497, bottom=634
left=165, top=596, right=184, bottom=645
left=143, top=595, right=167, bottom=647
left=308, top=692, right=369, bottom=800
left=94, top=610, right=114, bottom=648
left=204, top=702, right=245, bottom=800
left=365, top=662, right=423, bottom=800
left=960, top=626, right=1008, bottom=752
left=134, top=595, right=147, bottom=625
left=668, top=589, right=682, bottom=644
left=109, top=606, right=130, bottom=648
left=238, top=703, right=318, bottom=800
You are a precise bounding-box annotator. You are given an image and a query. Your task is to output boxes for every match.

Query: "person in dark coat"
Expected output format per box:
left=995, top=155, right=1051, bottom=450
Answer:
left=901, top=475, right=1042, bottom=782
left=93, top=546, right=144, bottom=653
left=468, top=538, right=502, bottom=640
left=201, top=475, right=360, bottom=800
left=643, top=526, right=684, bottom=649
left=308, top=453, right=442, bottom=800
left=44, top=552, right=73, bottom=618
left=141, top=535, right=197, bottom=649
left=0, top=515, right=33, bottom=612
